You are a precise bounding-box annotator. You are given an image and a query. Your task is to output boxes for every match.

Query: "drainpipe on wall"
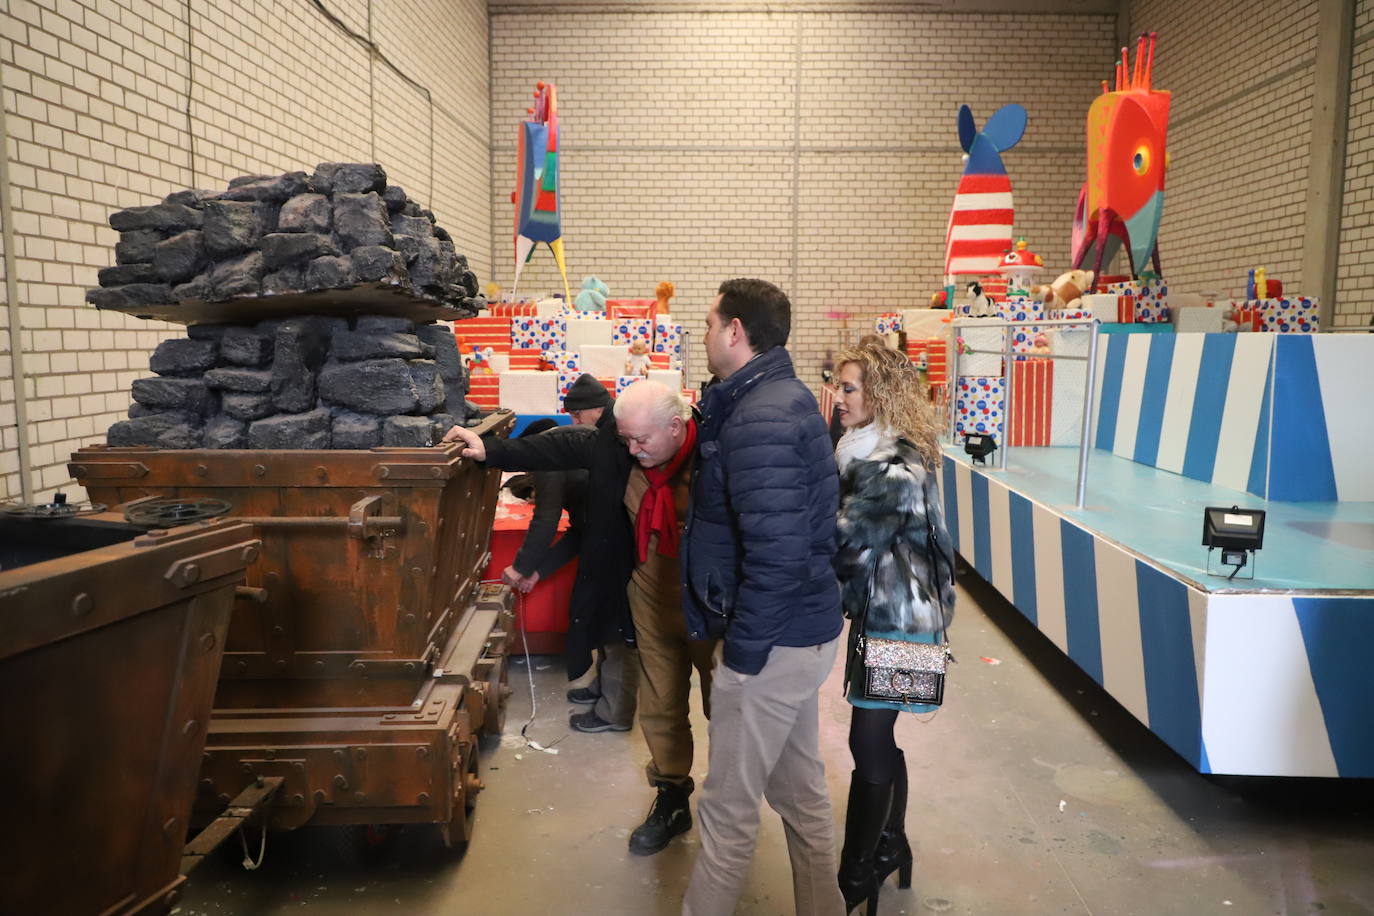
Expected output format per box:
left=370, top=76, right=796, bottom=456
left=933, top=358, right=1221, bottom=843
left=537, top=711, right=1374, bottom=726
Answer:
left=0, top=95, right=35, bottom=504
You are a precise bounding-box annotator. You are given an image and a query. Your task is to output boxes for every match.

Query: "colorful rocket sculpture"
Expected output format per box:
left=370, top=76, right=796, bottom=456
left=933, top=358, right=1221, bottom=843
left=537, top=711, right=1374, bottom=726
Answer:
left=944, top=104, right=1027, bottom=284
left=512, top=81, right=570, bottom=302
left=1071, top=33, right=1171, bottom=289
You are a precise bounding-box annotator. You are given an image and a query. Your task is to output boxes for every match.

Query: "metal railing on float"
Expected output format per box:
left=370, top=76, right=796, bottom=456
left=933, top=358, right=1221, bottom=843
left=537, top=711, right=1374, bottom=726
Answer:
left=947, top=316, right=1102, bottom=509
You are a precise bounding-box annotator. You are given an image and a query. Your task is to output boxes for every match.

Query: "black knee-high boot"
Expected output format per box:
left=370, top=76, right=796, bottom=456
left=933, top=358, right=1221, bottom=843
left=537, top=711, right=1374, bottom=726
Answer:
left=873, top=751, right=913, bottom=889
left=837, top=772, right=893, bottom=915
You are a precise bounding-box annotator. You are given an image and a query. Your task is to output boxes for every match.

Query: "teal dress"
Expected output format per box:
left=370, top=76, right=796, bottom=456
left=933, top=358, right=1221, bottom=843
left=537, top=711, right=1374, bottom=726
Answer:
left=844, top=622, right=941, bottom=714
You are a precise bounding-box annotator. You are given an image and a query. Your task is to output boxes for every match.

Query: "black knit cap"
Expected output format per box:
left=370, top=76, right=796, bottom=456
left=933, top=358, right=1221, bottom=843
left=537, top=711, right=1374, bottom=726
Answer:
left=562, top=373, right=611, bottom=411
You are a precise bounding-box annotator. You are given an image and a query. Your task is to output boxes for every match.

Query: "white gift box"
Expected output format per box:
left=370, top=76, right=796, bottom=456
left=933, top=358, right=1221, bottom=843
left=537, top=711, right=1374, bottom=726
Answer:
left=580, top=344, right=632, bottom=379
left=901, top=309, right=952, bottom=341
left=648, top=369, right=683, bottom=391
left=955, top=319, right=1006, bottom=378
left=499, top=370, right=559, bottom=415
left=1173, top=307, right=1224, bottom=333
left=565, top=317, right=611, bottom=351
left=1079, top=293, right=1119, bottom=323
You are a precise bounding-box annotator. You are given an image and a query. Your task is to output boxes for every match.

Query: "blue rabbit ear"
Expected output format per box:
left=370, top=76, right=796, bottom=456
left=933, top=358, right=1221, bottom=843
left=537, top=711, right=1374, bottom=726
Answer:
left=957, top=105, right=976, bottom=153
left=982, top=104, right=1027, bottom=151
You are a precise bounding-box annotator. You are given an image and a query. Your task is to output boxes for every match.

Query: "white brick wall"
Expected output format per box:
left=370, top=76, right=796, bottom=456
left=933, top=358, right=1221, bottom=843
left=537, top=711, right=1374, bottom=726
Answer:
left=490, top=8, right=1115, bottom=390
left=0, top=0, right=490, bottom=502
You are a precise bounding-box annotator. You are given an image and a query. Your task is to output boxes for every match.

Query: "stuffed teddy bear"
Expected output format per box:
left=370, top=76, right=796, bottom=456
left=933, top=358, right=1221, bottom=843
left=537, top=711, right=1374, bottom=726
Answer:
left=655, top=281, right=675, bottom=314
left=574, top=275, right=609, bottom=312
left=625, top=339, right=652, bottom=377
left=1031, top=269, right=1094, bottom=311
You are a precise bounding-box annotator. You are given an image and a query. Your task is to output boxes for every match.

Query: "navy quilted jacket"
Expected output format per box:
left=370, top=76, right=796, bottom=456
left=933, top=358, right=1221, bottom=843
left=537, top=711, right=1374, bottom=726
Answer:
left=681, top=346, right=843, bottom=675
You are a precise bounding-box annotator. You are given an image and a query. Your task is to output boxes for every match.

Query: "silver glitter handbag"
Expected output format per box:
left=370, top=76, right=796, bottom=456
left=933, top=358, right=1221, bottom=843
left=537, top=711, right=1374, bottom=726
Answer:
left=861, top=635, right=951, bottom=705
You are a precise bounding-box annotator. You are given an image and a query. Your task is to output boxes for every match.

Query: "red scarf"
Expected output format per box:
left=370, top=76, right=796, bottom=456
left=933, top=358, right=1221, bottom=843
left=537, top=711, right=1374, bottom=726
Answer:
left=635, top=418, right=698, bottom=563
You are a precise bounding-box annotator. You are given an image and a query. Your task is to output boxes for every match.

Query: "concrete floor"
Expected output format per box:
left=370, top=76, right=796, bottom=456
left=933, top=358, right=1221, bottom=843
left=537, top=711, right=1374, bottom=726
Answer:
left=177, top=572, right=1374, bottom=916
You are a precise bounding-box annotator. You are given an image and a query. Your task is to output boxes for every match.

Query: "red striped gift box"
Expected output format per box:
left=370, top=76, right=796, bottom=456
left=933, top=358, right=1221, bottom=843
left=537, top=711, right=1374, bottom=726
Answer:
left=1009, top=358, right=1053, bottom=447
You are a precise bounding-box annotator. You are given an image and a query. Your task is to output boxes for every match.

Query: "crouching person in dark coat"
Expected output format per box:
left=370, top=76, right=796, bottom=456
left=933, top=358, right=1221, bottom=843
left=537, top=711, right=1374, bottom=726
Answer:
left=680, top=278, right=847, bottom=916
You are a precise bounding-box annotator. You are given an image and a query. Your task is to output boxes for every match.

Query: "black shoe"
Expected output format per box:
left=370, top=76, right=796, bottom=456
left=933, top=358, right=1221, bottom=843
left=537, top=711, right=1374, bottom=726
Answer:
left=566, top=687, right=599, bottom=705
left=628, top=785, right=692, bottom=855
left=838, top=773, right=893, bottom=914
left=569, top=710, right=630, bottom=733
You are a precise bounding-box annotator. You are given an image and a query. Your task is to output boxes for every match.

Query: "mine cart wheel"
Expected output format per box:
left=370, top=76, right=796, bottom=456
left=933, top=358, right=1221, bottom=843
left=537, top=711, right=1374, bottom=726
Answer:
left=482, top=662, right=511, bottom=737
left=439, top=739, right=482, bottom=850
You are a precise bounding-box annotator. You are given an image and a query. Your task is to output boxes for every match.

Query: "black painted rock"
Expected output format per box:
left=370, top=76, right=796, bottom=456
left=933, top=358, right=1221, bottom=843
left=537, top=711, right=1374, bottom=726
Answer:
left=248, top=407, right=332, bottom=449
left=311, top=162, right=386, bottom=195
left=114, top=229, right=162, bottom=264
left=383, top=415, right=435, bottom=447
left=331, top=410, right=382, bottom=449
left=203, top=367, right=273, bottom=392
left=304, top=255, right=353, bottom=289
left=260, top=232, right=339, bottom=269
left=152, top=230, right=208, bottom=283
left=202, top=200, right=273, bottom=257
left=109, top=203, right=203, bottom=233
left=171, top=275, right=215, bottom=301
left=220, top=391, right=276, bottom=421
left=381, top=185, right=408, bottom=213
left=357, top=315, right=415, bottom=334
left=333, top=192, right=393, bottom=250
left=203, top=414, right=248, bottom=449
left=318, top=359, right=419, bottom=415
left=210, top=250, right=266, bottom=299
left=391, top=214, right=433, bottom=239
left=98, top=262, right=159, bottom=286
left=107, top=413, right=202, bottom=449
left=220, top=327, right=274, bottom=367
left=131, top=376, right=210, bottom=413
left=330, top=330, right=422, bottom=361
left=277, top=193, right=332, bottom=233
left=351, top=245, right=407, bottom=283
left=408, top=359, right=446, bottom=413
left=187, top=324, right=228, bottom=341
left=219, top=172, right=308, bottom=203
left=415, top=324, right=463, bottom=380
left=149, top=338, right=217, bottom=376
left=270, top=318, right=333, bottom=413
left=261, top=265, right=304, bottom=294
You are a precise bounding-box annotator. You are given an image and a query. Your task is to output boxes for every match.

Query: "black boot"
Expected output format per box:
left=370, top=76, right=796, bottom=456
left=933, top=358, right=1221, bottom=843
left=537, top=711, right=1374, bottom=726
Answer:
left=837, top=773, right=893, bottom=915
left=628, top=782, right=692, bottom=855
left=873, top=751, right=913, bottom=889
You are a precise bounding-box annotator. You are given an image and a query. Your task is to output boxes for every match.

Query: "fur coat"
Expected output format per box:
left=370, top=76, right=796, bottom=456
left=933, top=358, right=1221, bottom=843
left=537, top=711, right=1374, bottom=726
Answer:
left=835, top=436, right=956, bottom=635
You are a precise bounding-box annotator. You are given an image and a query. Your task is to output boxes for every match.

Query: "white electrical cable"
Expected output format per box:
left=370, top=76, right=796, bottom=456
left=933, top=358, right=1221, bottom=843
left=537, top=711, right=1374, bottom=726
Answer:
left=479, top=579, right=561, bottom=755
left=239, top=820, right=267, bottom=870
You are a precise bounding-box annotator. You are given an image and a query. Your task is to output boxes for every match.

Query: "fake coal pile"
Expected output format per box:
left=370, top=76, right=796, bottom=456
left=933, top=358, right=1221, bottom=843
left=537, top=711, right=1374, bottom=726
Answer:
left=86, top=163, right=482, bottom=313
left=108, top=315, right=474, bottom=449
left=89, top=162, right=491, bottom=450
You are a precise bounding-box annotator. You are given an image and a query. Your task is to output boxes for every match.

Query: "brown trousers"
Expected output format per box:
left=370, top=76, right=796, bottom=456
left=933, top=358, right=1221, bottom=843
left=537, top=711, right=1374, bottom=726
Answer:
left=627, top=575, right=717, bottom=788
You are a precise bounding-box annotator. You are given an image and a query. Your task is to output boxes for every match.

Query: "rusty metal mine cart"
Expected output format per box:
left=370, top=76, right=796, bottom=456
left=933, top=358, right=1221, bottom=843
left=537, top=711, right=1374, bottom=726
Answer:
left=0, top=514, right=261, bottom=915
left=68, top=411, right=516, bottom=856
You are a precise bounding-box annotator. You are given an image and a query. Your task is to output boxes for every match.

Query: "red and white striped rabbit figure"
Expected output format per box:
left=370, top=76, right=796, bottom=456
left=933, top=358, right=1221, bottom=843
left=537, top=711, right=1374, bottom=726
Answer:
left=943, top=104, right=1027, bottom=286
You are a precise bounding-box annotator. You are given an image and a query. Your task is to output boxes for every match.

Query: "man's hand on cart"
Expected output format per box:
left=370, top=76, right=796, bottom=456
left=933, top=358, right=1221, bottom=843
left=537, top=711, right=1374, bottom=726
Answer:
left=442, top=425, right=486, bottom=461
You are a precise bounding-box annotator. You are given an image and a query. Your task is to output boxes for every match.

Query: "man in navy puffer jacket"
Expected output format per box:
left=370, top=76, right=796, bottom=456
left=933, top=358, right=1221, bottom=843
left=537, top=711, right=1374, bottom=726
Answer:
left=681, top=278, right=846, bottom=916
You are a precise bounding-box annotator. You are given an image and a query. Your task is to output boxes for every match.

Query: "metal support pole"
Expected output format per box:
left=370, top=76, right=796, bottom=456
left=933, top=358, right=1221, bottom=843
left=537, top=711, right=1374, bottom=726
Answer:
left=1075, top=322, right=1102, bottom=508
left=0, top=97, right=34, bottom=503
left=998, top=321, right=1012, bottom=470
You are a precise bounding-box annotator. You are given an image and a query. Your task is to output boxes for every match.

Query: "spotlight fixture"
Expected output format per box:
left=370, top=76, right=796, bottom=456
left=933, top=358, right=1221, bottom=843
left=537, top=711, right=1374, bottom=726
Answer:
left=1202, top=505, right=1266, bottom=580
left=963, top=433, right=997, bottom=466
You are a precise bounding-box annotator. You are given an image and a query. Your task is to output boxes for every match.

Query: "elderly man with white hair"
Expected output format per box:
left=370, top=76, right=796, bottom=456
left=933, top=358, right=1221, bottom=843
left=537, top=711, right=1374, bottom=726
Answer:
left=444, top=379, right=715, bottom=856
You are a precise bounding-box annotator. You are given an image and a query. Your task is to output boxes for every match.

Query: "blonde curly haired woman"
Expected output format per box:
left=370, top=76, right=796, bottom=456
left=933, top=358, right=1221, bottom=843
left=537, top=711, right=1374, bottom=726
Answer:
left=831, top=341, right=956, bottom=915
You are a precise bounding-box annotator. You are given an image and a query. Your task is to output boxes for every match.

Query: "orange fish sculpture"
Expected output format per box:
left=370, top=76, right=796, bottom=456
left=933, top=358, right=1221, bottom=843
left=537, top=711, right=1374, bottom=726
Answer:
left=1071, top=32, right=1170, bottom=290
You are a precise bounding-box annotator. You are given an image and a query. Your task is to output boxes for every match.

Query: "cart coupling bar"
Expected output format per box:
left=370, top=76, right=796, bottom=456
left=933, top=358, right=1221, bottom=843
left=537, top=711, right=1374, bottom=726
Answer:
left=237, top=515, right=404, bottom=537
